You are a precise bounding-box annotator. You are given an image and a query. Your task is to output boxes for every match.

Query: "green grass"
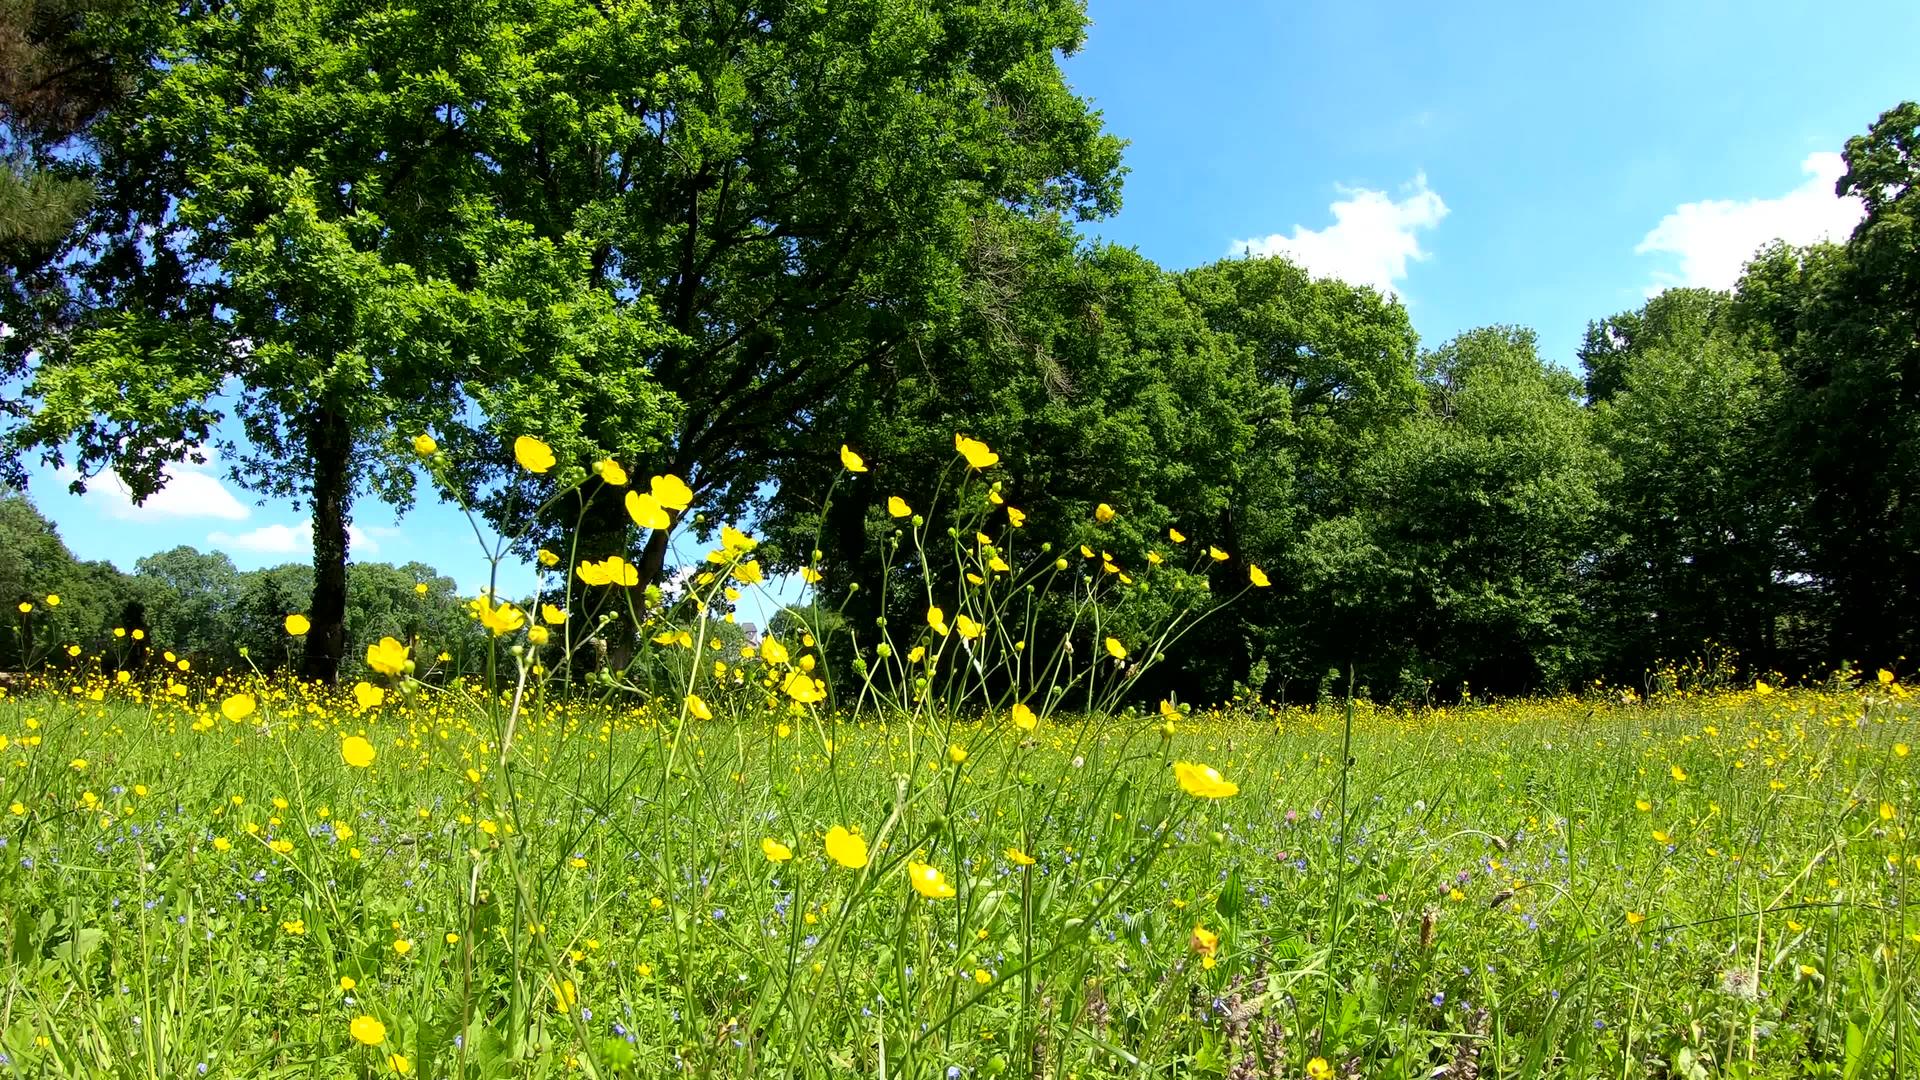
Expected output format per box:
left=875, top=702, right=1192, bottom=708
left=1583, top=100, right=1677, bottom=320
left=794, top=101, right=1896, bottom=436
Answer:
left=0, top=677, right=1913, bottom=1078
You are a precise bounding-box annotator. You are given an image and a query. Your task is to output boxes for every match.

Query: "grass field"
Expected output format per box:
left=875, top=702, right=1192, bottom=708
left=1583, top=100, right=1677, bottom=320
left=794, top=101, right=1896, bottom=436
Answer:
left=0, top=667, right=1913, bottom=1078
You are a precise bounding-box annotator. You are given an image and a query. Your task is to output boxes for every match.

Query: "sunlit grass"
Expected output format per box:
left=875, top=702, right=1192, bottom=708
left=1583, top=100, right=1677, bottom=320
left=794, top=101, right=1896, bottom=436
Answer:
left=0, top=675, right=1913, bottom=1077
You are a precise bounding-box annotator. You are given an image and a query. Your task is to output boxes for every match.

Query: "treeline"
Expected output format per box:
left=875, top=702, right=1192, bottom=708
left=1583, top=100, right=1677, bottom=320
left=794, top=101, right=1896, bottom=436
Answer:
left=0, top=495, right=485, bottom=675
left=773, top=214, right=1916, bottom=703
left=1, top=0, right=1914, bottom=700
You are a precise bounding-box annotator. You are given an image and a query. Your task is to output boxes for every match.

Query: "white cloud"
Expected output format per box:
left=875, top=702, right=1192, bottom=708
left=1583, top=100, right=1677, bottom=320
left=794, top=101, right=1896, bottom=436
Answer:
left=79, top=460, right=252, bottom=522
left=207, top=519, right=380, bottom=557
left=1636, top=152, right=1865, bottom=292
left=1229, top=173, right=1448, bottom=295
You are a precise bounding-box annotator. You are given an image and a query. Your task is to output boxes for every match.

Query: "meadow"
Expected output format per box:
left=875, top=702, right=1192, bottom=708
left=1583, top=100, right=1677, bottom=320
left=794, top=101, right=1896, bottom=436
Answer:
left=0, top=669, right=1912, bottom=1077
left=1, top=438, right=1916, bottom=1078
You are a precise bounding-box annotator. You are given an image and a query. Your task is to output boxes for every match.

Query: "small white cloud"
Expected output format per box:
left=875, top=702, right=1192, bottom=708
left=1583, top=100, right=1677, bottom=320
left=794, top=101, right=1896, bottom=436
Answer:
left=208, top=522, right=307, bottom=554
left=1229, top=173, right=1448, bottom=295
left=207, top=519, right=379, bottom=557
left=82, top=461, right=251, bottom=522
left=1636, top=152, right=1865, bottom=293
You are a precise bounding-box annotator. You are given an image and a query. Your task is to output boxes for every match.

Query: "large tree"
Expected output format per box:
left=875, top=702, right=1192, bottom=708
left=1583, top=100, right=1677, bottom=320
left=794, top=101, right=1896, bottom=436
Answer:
left=5, top=0, right=669, bottom=680
left=1580, top=288, right=1798, bottom=678
left=1714, top=103, right=1920, bottom=670
left=1174, top=256, right=1424, bottom=697
left=1299, top=327, right=1608, bottom=699
left=761, top=228, right=1260, bottom=699
left=462, top=0, right=1126, bottom=595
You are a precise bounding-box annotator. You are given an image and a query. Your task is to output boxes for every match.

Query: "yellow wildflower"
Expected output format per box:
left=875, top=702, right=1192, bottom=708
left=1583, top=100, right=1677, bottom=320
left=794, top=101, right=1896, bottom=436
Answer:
left=1172, top=761, right=1238, bottom=799
left=824, top=825, right=869, bottom=869
left=513, top=436, right=555, bottom=474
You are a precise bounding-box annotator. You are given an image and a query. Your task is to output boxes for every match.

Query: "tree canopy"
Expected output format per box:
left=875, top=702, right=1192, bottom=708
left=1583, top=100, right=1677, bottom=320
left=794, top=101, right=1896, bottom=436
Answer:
left=1, top=0, right=1914, bottom=700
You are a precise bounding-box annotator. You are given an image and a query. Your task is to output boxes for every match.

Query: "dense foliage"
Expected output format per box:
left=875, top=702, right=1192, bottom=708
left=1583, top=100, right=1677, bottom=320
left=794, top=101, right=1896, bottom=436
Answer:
left=0, top=494, right=484, bottom=676
left=0, top=0, right=1914, bottom=699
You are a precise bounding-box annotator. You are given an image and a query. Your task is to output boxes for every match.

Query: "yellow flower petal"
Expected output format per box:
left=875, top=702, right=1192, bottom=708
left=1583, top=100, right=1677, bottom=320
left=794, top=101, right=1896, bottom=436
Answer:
left=824, top=825, right=869, bottom=869
left=341, top=736, right=377, bottom=768
left=514, top=435, right=555, bottom=474
left=626, top=490, right=670, bottom=530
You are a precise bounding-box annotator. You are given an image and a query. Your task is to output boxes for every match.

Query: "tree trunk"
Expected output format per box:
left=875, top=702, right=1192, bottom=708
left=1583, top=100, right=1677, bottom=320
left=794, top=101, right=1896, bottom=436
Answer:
left=573, top=489, right=644, bottom=672
left=300, top=407, right=353, bottom=683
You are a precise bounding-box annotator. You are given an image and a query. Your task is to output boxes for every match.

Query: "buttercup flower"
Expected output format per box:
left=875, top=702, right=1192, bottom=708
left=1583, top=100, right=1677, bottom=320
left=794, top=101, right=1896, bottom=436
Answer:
left=412, top=434, right=436, bottom=456
left=578, top=556, right=639, bottom=587
left=650, top=474, right=694, bottom=511
left=285, top=613, right=311, bottom=636
left=366, top=637, right=409, bottom=677
left=762, top=837, right=793, bottom=862
left=514, top=435, right=555, bottom=474
left=840, top=445, right=868, bottom=472
left=954, top=433, right=999, bottom=469
left=1173, top=761, right=1238, bottom=799
left=783, top=671, right=826, bottom=704
left=341, top=736, right=377, bottom=768
left=350, top=1015, right=386, bottom=1046
left=626, top=490, right=670, bottom=530
left=824, top=825, right=869, bottom=868
left=888, top=496, right=911, bottom=518
left=220, top=693, right=255, bottom=722
left=1190, top=924, right=1220, bottom=968
left=907, top=861, right=956, bottom=899
left=474, top=597, right=526, bottom=636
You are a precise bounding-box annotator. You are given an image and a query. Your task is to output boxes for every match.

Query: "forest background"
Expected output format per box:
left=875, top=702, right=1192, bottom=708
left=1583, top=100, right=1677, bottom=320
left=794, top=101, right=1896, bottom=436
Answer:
left=2, top=0, right=1917, bottom=703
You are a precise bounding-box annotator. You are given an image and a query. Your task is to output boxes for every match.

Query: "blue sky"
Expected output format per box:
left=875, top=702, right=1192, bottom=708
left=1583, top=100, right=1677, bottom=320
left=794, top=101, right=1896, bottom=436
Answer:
left=20, top=0, right=1918, bottom=625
